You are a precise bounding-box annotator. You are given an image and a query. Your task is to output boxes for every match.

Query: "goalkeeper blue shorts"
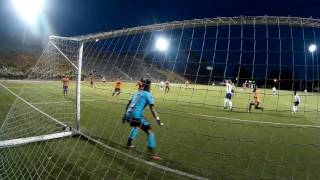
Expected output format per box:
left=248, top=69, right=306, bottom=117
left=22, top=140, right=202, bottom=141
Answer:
left=123, top=116, right=150, bottom=129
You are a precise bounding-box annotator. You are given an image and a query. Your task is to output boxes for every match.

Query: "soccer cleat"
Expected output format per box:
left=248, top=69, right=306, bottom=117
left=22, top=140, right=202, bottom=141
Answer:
left=150, top=155, right=161, bottom=160
left=126, top=144, right=135, bottom=150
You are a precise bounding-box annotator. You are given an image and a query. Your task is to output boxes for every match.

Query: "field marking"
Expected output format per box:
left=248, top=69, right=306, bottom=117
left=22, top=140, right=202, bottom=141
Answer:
left=0, top=131, right=73, bottom=149
left=0, top=86, right=38, bottom=89
left=73, top=98, right=320, bottom=129
left=27, top=98, right=320, bottom=129
left=183, top=111, right=320, bottom=128
left=80, top=132, right=208, bottom=180
left=30, top=101, right=73, bottom=105
left=0, top=82, right=68, bottom=127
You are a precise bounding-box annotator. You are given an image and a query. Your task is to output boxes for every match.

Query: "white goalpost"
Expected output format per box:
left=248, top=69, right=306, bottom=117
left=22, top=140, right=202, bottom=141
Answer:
left=1, top=16, right=320, bottom=179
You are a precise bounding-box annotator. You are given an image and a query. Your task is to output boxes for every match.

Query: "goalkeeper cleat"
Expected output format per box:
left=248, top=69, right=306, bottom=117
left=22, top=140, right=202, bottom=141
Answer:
left=150, top=155, right=161, bottom=161
left=126, top=144, right=135, bottom=150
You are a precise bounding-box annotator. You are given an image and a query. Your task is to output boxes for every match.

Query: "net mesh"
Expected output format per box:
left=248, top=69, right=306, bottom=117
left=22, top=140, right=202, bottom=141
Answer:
left=1, top=16, right=320, bottom=179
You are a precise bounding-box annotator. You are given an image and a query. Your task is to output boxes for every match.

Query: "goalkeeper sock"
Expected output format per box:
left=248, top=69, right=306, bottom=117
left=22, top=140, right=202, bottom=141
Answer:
left=147, top=132, right=156, bottom=149
left=128, top=127, right=138, bottom=140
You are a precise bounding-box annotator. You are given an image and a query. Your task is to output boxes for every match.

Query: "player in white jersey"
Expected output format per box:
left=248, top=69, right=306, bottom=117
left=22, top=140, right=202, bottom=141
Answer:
left=292, top=91, right=301, bottom=113
left=272, top=86, right=277, bottom=95
left=185, top=80, right=190, bottom=88
left=224, top=80, right=233, bottom=110
left=159, top=80, right=164, bottom=91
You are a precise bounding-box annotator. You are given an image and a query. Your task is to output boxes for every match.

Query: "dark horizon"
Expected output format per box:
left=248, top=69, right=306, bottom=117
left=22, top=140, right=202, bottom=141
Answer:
left=1, top=0, right=320, bottom=37
left=1, top=0, right=320, bottom=91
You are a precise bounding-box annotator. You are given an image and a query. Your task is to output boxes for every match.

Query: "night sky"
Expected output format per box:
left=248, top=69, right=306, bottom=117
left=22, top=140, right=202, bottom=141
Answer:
left=1, top=0, right=320, bottom=90
left=1, top=0, right=320, bottom=36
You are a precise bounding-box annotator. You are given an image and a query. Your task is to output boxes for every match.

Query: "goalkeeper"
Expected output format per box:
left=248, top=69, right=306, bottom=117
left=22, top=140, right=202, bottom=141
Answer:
left=123, top=78, right=163, bottom=160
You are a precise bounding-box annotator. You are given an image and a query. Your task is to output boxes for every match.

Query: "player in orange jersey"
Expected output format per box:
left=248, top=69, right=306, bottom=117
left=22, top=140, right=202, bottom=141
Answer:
left=112, top=77, right=122, bottom=96
left=248, top=86, right=264, bottom=112
left=62, top=75, right=70, bottom=96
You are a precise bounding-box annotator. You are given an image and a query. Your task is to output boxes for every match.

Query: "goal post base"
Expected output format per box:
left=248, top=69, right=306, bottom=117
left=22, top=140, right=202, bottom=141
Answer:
left=0, top=131, right=73, bottom=149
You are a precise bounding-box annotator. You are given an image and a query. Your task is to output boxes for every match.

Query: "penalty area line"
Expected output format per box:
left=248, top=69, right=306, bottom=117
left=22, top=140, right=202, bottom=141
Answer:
left=80, top=132, right=208, bottom=180
left=183, top=111, right=320, bottom=129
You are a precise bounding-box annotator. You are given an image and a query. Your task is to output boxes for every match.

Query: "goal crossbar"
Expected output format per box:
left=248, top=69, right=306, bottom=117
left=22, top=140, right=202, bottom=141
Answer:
left=49, top=16, right=320, bottom=42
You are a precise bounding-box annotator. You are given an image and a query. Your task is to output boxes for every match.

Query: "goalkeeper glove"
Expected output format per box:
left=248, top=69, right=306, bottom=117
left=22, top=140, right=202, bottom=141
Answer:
left=156, top=117, right=163, bottom=126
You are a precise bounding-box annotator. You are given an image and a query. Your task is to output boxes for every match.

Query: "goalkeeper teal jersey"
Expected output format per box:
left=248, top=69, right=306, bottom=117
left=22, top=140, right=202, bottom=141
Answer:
left=126, top=90, right=155, bottom=119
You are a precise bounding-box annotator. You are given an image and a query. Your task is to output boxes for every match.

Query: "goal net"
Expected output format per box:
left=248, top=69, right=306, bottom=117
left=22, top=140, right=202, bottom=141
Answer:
left=1, top=16, right=320, bottom=179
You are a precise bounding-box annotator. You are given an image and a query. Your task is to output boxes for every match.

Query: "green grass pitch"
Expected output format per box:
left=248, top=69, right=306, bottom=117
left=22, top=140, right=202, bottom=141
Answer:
left=1, top=80, right=320, bottom=179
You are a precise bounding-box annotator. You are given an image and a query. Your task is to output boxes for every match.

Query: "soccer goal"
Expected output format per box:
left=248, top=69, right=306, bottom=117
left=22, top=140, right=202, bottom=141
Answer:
left=1, top=16, right=320, bottom=179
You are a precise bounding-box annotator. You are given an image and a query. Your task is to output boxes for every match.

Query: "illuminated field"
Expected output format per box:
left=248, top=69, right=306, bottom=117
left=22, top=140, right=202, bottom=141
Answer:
left=1, top=80, right=320, bottom=179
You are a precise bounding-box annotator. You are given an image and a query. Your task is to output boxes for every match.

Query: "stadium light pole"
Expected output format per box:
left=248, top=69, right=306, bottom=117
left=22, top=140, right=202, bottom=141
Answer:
left=309, top=44, right=316, bottom=92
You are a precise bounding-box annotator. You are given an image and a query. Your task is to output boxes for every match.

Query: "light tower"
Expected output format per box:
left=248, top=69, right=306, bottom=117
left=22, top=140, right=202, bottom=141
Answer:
left=308, top=44, right=317, bottom=92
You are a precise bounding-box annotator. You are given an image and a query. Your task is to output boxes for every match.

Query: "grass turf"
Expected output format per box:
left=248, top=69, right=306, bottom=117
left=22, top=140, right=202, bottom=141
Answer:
left=1, top=80, right=320, bottom=179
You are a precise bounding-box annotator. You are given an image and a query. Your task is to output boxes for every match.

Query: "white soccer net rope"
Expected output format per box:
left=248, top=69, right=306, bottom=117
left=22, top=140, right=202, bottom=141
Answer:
left=1, top=16, right=320, bottom=179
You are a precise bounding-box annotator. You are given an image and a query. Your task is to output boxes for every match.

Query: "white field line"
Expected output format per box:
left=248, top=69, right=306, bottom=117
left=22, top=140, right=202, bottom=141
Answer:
left=81, top=132, right=208, bottom=180
left=1, top=86, right=38, bottom=89
left=0, top=131, right=73, bottom=149
left=29, top=97, right=320, bottom=129
left=30, top=101, right=73, bottom=105
left=76, top=98, right=320, bottom=129
left=1, top=80, right=319, bottom=96
left=184, top=112, right=320, bottom=128
left=0, top=80, right=60, bottom=83
left=0, top=82, right=67, bottom=127
left=3, top=79, right=319, bottom=129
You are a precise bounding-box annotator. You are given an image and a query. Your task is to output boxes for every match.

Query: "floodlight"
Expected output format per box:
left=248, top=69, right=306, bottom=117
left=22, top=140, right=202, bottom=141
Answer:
left=206, top=66, right=213, bottom=71
left=156, top=37, right=169, bottom=51
left=309, top=44, right=317, bottom=53
left=11, top=0, right=44, bottom=24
